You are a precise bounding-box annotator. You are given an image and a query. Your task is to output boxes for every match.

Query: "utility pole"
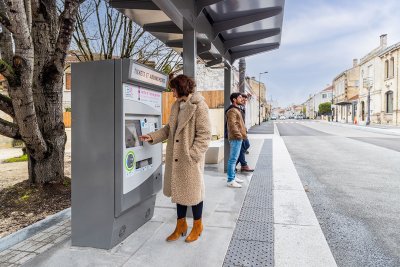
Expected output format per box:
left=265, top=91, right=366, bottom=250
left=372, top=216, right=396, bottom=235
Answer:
left=363, top=77, right=372, bottom=126
left=258, top=71, right=268, bottom=125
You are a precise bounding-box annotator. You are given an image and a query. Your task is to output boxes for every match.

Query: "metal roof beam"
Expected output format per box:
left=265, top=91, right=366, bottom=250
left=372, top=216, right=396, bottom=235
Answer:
left=110, top=0, right=160, bottom=10
left=166, top=39, right=211, bottom=54
left=205, top=58, right=223, bottom=67
left=195, top=0, right=224, bottom=16
left=195, top=13, right=231, bottom=62
left=224, top=28, right=281, bottom=51
left=143, top=21, right=182, bottom=34
left=231, top=43, right=279, bottom=62
left=153, top=0, right=231, bottom=63
left=213, top=7, right=283, bottom=34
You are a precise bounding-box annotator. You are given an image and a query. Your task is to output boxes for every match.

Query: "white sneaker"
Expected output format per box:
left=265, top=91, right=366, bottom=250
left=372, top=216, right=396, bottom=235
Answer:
left=227, top=181, right=242, bottom=188
left=235, top=177, right=244, bottom=183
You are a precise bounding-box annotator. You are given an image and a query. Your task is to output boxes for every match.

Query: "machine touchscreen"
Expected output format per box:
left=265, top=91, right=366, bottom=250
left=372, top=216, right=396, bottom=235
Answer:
left=125, top=120, right=143, bottom=148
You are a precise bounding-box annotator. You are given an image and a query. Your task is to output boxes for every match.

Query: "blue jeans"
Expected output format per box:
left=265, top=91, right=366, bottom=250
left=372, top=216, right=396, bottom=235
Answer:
left=237, top=138, right=250, bottom=167
left=227, top=140, right=242, bottom=182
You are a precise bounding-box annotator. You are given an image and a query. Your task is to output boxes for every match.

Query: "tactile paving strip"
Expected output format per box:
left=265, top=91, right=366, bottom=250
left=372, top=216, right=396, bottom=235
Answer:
left=223, top=239, right=274, bottom=267
left=248, top=123, right=274, bottom=135
left=232, top=221, right=274, bottom=242
left=223, top=139, right=274, bottom=267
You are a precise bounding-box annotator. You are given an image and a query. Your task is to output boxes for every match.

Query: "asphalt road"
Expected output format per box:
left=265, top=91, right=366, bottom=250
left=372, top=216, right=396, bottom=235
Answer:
left=276, top=120, right=400, bottom=267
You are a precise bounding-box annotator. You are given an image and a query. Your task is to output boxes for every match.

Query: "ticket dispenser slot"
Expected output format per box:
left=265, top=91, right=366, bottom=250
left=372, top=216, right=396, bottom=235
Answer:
left=71, top=59, right=166, bottom=249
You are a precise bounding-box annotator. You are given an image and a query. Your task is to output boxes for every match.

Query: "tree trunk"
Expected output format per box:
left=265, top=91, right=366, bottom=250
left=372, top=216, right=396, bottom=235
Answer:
left=0, top=0, right=81, bottom=184
left=28, top=133, right=66, bottom=183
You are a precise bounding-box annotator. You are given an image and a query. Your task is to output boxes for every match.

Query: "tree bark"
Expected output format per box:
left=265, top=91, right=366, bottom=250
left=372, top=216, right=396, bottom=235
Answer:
left=0, top=0, right=82, bottom=184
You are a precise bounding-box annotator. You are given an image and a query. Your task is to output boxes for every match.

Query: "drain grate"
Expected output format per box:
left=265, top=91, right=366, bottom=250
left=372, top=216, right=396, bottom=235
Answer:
left=223, top=139, right=274, bottom=266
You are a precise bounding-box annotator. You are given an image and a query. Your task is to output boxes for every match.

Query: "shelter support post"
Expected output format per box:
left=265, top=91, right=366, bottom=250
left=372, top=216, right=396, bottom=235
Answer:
left=224, top=64, right=232, bottom=172
left=183, top=20, right=197, bottom=79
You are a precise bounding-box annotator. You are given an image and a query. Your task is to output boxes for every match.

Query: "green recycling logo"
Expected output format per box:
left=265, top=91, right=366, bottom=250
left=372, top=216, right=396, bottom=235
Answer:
left=125, top=151, right=136, bottom=172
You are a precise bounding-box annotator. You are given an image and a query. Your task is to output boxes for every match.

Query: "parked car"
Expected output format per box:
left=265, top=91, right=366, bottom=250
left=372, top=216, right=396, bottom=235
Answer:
left=271, top=115, right=277, bottom=120
left=296, top=114, right=304, bottom=120
left=279, top=115, right=286, bottom=120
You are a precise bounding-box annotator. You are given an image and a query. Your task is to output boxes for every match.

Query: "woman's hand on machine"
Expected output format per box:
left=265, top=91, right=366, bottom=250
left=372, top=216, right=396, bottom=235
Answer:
left=140, top=134, right=152, bottom=142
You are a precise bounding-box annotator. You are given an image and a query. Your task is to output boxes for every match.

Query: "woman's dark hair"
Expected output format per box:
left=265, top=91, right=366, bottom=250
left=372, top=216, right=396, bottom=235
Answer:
left=169, top=74, right=196, bottom=97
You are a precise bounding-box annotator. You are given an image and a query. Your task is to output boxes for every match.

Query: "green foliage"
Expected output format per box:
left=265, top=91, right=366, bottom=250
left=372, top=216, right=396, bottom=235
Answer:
left=319, top=102, right=332, bottom=115
left=4, top=154, right=28, bottom=163
left=302, top=106, right=306, bottom=114
left=63, top=179, right=71, bottom=187
left=65, top=107, right=71, bottom=112
left=20, top=193, right=30, bottom=201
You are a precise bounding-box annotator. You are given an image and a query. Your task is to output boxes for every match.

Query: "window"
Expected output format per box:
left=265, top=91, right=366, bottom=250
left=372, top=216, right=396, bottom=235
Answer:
left=65, top=73, right=71, bottom=91
left=386, top=91, right=393, bottom=113
left=384, top=60, right=389, bottom=79
left=322, top=94, right=327, bottom=99
left=390, top=57, right=394, bottom=78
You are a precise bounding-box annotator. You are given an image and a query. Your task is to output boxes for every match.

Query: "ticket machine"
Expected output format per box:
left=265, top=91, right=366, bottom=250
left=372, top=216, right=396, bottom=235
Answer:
left=71, top=59, right=166, bottom=249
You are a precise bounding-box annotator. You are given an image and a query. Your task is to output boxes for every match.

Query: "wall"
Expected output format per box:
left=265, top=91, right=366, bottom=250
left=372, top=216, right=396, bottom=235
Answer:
left=380, top=46, right=399, bottom=125
left=358, top=54, right=384, bottom=124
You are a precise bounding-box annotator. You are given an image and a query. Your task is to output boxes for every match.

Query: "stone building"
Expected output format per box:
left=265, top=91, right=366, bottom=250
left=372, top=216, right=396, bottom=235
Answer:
left=333, top=59, right=360, bottom=123
left=358, top=35, right=388, bottom=125
left=377, top=42, right=400, bottom=125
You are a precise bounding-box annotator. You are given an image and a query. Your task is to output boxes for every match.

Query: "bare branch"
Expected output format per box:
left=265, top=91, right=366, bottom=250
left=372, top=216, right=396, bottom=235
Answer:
left=0, top=93, right=15, bottom=117
left=0, top=27, right=14, bottom=67
left=0, top=0, right=13, bottom=33
left=24, top=0, right=32, bottom=29
left=0, top=117, right=21, bottom=139
left=52, top=0, right=82, bottom=70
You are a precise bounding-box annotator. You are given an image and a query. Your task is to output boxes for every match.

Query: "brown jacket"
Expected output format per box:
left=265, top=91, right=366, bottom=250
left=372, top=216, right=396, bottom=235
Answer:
left=226, top=106, right=247, bottom=140
left=148, top=93, right=211, bottom=206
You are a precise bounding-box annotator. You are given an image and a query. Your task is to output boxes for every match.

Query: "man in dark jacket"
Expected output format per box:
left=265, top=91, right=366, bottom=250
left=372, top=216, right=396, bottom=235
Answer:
left=236, top=94, right=254, bottom=172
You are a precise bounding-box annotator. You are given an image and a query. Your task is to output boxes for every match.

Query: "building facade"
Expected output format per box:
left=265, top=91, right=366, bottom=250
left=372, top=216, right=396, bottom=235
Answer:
left=358, top=35, right=388, bottom=125
left=378, top=42, right=400, bottom=125
left=333, top=59, right=360, bottom=123
left=314, top=85, right=333, bottom=118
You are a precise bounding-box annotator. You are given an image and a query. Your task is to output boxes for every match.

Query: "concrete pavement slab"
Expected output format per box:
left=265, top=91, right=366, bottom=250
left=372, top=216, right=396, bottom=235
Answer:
left=274, top=190, right=320, bottom=226
left=275, top=224, right=337, bottom=267
left=272, top=131, right=337, bottom=267
left=122, top=225, right=233, bottom=267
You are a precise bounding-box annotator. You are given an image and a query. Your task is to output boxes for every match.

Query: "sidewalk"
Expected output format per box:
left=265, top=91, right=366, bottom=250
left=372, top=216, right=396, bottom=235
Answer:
left=0, top=124, right=337, bottom=267
left=319, top=120, right=400, bottom=136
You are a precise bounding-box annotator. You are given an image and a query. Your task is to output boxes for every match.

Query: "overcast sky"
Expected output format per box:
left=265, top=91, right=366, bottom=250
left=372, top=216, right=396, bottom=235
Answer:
left=245, top=0, right=400, bottom=108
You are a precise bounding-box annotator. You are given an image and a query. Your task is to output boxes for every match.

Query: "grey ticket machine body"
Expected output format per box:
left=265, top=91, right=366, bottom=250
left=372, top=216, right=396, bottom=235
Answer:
left=71, top=59, right=166, bottom=249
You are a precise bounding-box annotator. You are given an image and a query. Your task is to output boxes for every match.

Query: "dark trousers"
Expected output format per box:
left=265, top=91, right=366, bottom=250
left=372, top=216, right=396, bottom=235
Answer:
left=236, top=138, right=250, bottom=166
left=177, top=201, right=203, bottom=220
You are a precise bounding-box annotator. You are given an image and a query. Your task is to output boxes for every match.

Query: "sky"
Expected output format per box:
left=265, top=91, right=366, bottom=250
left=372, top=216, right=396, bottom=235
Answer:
left=245, top=0, right=400, bottom=108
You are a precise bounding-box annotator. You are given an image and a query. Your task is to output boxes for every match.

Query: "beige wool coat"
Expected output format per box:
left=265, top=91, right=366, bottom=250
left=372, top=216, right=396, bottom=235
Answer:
left=148, top=92, right=211, bottom=206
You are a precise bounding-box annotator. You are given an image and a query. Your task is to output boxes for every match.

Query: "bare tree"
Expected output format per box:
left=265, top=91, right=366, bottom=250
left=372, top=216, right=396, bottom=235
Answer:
left=71, top=0, right=182, bottom=73
left=0, top=0, right=84, bottom=183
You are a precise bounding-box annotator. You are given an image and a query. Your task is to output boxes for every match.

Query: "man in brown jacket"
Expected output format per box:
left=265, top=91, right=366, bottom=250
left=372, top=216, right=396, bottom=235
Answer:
left=225, top=92, right=247, bottom=188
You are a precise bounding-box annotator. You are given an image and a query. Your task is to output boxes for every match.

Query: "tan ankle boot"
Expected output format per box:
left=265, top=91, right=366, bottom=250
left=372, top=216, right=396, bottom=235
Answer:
left=185, top=219, right=203, bottom=243
left=166, top=218, right=188, bottom=242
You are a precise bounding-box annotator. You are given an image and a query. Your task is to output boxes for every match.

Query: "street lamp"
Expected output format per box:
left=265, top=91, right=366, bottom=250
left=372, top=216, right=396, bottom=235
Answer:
left=259, top=71, right=268, bottom=125
left=363, top=78, right=372, bottom=125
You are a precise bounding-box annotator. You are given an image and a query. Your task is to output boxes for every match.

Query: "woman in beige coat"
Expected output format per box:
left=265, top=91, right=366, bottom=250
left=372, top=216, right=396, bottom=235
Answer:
left=140, top=75, right=211, bottom=243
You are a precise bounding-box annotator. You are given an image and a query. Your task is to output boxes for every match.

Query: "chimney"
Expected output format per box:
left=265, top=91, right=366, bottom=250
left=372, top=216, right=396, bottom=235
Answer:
left=380, top=34, right=387, bottom=48
left=353, top=58, right=358, bottom=67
